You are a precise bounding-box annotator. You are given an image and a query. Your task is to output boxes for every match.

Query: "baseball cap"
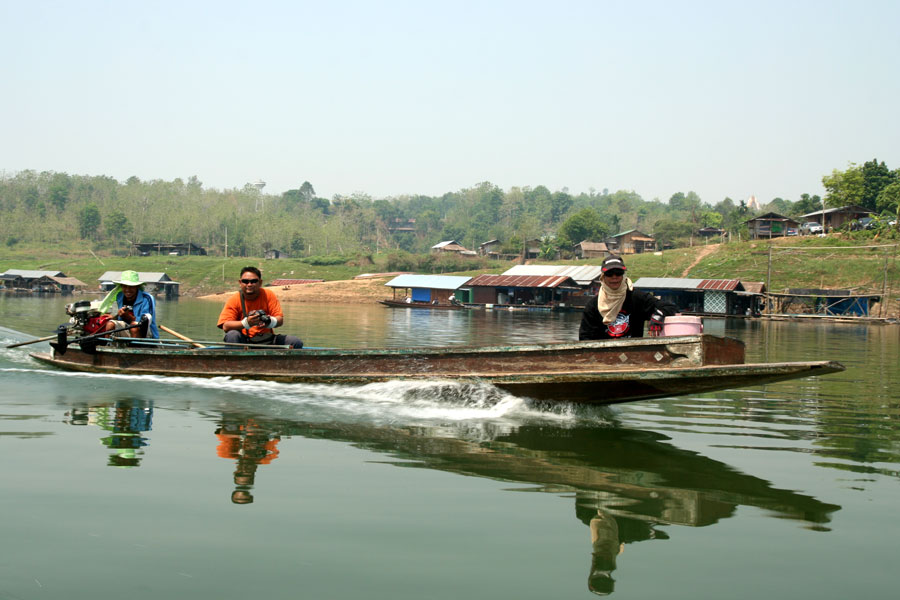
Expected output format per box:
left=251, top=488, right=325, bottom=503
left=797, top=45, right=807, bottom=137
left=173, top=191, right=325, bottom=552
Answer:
left=601, top=255, right=626, bottom=273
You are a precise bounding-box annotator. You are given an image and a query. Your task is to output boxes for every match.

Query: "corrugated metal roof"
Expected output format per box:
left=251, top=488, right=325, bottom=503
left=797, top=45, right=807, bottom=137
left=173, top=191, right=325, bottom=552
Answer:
left=466, top=274, right=578, bottom=288
left=697, top=279, right=742, bottom=291
left=501, top=264, right=604, bottom=285
left=1, top=269, right=64, bottom=278
left=385, top=274, right=472, bottom=290
left=634, top=277, right=704, bottom=290
left=270, top=279, right=324, bottom=285
left=48, top=276, right=87, bottom=287
left=98, top=271, right=175, bottom=283
left=635, top=277, right=743, bottom=291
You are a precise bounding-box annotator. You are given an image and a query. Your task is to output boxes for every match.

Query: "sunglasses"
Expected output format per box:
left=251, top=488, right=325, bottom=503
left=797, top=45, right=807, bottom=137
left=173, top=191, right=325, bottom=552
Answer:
left=604, top=270, right=624, bottom=277
left=240, top=278, right=260, bottom=284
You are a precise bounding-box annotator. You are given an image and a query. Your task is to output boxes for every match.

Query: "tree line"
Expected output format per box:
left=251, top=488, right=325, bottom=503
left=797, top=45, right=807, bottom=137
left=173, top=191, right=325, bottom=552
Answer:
left=1, top=159, right=897, bottom=259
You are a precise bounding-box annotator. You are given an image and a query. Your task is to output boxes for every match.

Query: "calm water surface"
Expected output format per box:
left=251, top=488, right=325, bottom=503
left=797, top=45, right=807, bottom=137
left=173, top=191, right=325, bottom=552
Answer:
left=1, top=295, right=898, bottom=599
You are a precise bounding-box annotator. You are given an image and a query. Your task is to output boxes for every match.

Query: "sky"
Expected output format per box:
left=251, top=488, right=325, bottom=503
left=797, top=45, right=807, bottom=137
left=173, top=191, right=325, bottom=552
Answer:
left=2, top=0, right=899, bottom=206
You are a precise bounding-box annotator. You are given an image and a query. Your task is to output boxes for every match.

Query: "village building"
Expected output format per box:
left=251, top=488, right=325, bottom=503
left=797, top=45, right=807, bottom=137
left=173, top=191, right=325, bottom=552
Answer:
left=0, top=270, right=86, bottom=293
left=573, top=241, right=609, bottom=259
left=604, top=230, right=657, bottom=254
left=98, top=271, right=180, bottom=299
left=523, top=239, right=542, bottom=260
left=769, top=288, right=881, bottom=317
left=634, top=277, right=764, bottom=316
left=269, top=278, right=325, bottom=286
left=387, top=218, right=416, bottom=233
left=132, top=242, right=207, bottom=256
left=744, top=213, right=800, bottom=239
left=501, top=264, right=605, bottom=306
left=478, top=239, right=501, bottom=257
left=264, top=249, right=283, bottom=259
left=431, top=240, right=476, bottom=256
left=384, top=274, right=472, bottom=305
left=31, top=275, right=88, bottom=293
left=798, top=205, right=872, bottom=232
left=697, top=227, right=726, bottom=240
left=462, top=274, right=580, bottom=309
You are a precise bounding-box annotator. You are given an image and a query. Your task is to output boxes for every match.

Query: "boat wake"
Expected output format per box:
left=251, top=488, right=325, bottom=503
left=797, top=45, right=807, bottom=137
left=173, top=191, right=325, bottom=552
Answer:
left=0, top=361, right=601, bottom=430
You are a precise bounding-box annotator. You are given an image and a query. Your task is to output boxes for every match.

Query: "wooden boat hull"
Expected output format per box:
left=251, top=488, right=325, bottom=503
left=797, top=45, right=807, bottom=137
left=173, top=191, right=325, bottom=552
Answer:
left=379, top=299, right=469, bottom=310
left=29, top=335, right=844, bottom=405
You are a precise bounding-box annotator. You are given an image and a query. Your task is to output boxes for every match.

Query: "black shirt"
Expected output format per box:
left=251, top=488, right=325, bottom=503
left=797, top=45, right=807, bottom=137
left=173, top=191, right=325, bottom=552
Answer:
left=578, top=288, right=677, bottom=340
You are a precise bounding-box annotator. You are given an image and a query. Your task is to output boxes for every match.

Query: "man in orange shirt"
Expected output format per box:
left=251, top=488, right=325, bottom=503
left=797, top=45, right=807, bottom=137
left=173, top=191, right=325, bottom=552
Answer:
left=216, top=266, right=304, bottom=348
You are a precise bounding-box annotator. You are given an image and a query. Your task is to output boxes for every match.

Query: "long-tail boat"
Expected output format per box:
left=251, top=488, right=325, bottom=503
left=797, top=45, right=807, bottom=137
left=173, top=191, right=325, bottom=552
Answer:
left=28, top=334, right=844, bottom=405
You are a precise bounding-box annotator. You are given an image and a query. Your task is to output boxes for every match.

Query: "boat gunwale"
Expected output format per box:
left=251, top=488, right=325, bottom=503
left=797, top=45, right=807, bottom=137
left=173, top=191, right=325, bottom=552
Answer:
left=42, top=334, right=734, bottom=358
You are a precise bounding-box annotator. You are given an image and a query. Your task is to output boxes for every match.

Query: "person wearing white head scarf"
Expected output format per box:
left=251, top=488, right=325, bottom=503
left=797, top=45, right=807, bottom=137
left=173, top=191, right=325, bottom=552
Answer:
left=579, top=255, right=676, bottom=340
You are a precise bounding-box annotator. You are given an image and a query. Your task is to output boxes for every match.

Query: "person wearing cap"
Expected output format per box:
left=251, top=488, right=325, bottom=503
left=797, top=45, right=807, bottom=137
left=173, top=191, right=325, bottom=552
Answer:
left=217, top=266, right=304, bottom=348
left=98, top=270, right=159, bottom=338
left=579, top=255, right=676, bottom=340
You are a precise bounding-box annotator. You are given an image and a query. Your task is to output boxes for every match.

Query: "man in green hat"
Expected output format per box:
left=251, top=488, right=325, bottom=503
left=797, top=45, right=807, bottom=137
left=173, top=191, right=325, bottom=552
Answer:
left=99, top=270, right=159, bottom=338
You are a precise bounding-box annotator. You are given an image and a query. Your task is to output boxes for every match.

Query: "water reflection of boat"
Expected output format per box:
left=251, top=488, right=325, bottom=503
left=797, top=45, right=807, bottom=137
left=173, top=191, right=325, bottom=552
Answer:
left=214, top=412, right=841, bottom=594
left=56, top=394, right=841, bottom=595
left=30, top=334, right=844, bottom=405
left=307, top=419, right=841, bottom=594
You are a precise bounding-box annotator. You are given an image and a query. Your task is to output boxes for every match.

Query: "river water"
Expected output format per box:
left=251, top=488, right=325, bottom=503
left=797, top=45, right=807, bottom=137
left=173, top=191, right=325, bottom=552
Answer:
left=1, top=295, right=898, bottom=599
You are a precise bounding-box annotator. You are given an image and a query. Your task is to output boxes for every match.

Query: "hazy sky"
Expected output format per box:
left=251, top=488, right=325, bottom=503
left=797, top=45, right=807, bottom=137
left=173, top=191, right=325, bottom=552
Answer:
left=2, top=0, right=898, bottom=205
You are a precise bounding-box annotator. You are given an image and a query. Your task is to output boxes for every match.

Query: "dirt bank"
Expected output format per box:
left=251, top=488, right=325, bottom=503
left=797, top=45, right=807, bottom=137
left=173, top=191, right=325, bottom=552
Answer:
left=197, top=277, right=391, bottom=304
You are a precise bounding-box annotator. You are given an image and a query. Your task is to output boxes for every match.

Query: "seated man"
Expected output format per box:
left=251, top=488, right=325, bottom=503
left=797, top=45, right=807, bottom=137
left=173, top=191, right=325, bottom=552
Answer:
left=97, top=269, right=158, bottom=338
left=217, top=267, right=303, bottom=348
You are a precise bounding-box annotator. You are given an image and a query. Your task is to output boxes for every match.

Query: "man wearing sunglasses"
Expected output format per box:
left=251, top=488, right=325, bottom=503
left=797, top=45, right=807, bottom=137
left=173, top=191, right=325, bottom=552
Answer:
left=579, top=255, right=676, bottom=340
left=217, top=266, right=304, bottom=348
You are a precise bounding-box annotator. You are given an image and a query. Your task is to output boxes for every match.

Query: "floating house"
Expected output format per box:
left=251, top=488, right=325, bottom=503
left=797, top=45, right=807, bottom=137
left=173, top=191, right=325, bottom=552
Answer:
left=463, top=274, right=580, bottom=309
left=634, top=277, right=764, bottom=316
left=98, top=271, right=180, bottom=299
left=771, top=288, right=881, bottom=317
left=501, top=264, right=605, bottom=307
left=0, top=269, right=85, bottom=293
left=31, top=275, right=88, bottom=293
left=384, top=274, right=472, bottom=305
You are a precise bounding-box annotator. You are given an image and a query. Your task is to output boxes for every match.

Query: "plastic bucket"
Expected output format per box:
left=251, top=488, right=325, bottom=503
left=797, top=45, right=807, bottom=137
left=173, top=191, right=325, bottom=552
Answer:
left=663, top=315, right=703, bottom=336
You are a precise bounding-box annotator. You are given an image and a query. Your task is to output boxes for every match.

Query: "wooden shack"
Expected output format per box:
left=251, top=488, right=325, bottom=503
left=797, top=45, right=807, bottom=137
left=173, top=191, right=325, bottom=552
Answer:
left=574, top=241, right=608, bottom=259
left=605, top=230, right=656, bottom=254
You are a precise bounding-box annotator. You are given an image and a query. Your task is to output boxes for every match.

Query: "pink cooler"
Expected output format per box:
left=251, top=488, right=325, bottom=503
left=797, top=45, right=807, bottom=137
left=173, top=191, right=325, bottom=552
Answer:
left=663, top=315, right=703, bottom=336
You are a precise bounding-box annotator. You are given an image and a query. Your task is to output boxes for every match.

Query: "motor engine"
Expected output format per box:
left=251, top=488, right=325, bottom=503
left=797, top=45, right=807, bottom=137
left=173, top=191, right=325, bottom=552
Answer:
left=64, top=300, right=104, bottom=336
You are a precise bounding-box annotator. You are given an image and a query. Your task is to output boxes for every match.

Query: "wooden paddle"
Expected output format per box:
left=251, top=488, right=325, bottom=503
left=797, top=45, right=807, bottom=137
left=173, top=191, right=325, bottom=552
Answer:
left=5, top=333, right=62, bottom=349
left=160, top=325, right=206, bottom=348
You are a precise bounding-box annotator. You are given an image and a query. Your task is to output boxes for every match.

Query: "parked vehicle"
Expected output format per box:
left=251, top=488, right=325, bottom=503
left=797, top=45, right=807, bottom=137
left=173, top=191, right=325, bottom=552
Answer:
left=851, top=217, right=875, bottom=231
left=800, top=221, right=824, bottom=235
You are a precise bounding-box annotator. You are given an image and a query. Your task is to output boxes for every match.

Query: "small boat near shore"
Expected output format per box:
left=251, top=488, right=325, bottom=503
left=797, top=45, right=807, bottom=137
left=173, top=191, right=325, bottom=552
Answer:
left=378, top=299, right=470, bottom=310
left=28, top=334, right=844, bottom=405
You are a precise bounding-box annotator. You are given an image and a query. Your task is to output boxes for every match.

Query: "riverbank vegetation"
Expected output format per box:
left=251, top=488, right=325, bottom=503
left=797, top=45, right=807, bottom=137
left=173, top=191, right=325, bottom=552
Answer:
left=1, top=160, right=897, bottom=261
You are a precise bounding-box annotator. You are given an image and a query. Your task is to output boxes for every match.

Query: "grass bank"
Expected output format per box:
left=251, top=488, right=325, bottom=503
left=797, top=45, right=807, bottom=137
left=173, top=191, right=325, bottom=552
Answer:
left=2, top=235, right=898, bottom=316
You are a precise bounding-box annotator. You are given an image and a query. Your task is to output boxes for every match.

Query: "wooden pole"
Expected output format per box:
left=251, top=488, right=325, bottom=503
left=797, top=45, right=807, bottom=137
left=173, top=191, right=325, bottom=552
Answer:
left=159, top=325, right=206, bottom=348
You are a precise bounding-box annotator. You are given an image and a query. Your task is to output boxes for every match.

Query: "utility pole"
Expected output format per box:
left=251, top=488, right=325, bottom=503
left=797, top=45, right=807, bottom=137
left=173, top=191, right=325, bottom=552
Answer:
left=765, top=245, right=773, bottom=315
left=881, top=250, right=889, bottom=318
